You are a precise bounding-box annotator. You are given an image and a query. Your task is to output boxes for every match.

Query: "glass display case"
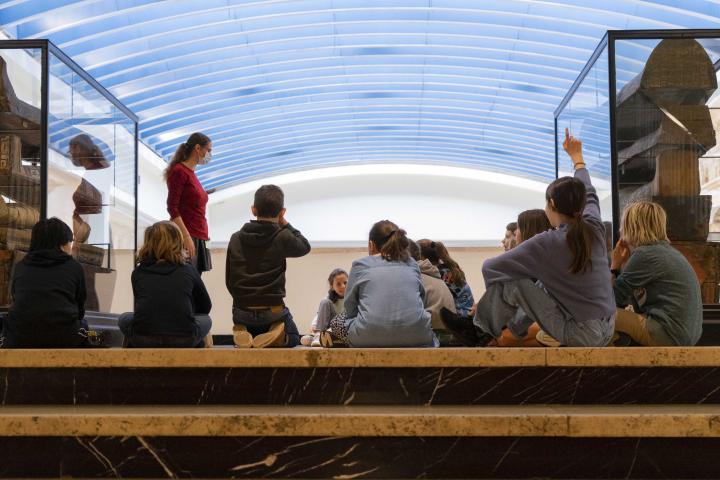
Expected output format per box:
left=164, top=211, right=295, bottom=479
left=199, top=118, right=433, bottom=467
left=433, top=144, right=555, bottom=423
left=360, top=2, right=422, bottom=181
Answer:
left=555, top=30, right=720, bottom=303
left=0, top=40, right=137, bottom=312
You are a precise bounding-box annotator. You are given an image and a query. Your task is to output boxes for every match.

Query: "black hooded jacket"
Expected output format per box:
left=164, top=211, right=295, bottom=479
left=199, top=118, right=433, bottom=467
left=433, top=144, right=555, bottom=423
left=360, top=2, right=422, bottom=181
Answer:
left=5, top=249, right=86, bottom=348
left=131, top=260, right=211, bottom=336
left=226, top=221, right=311, bottom=307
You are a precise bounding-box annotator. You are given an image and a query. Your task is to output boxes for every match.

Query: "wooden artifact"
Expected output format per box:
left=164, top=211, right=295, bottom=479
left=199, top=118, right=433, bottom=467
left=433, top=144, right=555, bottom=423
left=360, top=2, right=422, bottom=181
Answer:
left=672, top=242, right=720, bottom=303
left=615, top=38, right=720, bottom=299
left=73, top=243, right=105, bottom=267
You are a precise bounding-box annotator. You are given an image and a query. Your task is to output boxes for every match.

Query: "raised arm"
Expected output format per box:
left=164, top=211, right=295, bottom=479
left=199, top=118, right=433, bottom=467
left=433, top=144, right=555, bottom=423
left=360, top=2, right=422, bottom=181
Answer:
left=564, top=128, right=601, bottom=222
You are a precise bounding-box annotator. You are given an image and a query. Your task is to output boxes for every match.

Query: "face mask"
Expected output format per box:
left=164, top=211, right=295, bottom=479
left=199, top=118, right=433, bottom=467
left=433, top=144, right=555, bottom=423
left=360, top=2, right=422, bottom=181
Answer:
left=198, top=151, right=211, bottom=165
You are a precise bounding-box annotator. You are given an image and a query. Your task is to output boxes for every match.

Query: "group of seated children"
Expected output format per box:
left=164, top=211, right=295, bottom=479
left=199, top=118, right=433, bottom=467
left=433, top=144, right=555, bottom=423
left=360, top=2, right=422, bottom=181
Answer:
left=0, top=130, right=704, bottom=349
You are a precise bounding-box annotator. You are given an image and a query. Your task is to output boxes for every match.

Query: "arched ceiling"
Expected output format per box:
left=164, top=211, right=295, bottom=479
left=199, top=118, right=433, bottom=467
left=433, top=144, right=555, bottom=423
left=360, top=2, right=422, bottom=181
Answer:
left=2, top=0, right=720, bottom=191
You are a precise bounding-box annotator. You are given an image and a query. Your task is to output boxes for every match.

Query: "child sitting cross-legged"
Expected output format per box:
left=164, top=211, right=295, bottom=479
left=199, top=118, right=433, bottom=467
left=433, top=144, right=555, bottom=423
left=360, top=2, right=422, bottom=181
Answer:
left=320, top=220, right=437, bottom=348
left=301, top=268, right=348, bottom=347
left=119, top=221, right=212, bottom=347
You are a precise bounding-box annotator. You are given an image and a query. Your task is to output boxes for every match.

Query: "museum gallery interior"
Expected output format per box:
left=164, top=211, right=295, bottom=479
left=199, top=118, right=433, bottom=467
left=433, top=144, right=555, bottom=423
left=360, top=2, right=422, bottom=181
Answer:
left=1, top=1, right=720, bottom=478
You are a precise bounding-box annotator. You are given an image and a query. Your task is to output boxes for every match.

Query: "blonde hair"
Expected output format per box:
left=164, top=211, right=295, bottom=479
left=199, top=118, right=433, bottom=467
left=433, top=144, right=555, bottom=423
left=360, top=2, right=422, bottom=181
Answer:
left=137, top=221, right=187, bottom=265
left=621, top=202, right=669, bottom=247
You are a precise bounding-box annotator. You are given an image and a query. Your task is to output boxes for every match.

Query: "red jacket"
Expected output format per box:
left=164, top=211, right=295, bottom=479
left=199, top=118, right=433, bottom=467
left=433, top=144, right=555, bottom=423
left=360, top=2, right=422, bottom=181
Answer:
left=166, top=163, right=209, bottom=240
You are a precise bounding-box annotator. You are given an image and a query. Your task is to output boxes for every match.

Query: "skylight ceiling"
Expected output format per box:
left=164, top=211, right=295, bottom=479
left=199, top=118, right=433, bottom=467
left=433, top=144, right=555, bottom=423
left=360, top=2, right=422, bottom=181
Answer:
left=3, top=0, right=720, bottom=191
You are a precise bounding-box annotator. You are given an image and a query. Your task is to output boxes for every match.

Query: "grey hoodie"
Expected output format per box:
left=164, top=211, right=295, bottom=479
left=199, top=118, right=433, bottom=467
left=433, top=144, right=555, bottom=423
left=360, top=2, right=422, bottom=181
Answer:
left=417, top=259, right=456, bottom=329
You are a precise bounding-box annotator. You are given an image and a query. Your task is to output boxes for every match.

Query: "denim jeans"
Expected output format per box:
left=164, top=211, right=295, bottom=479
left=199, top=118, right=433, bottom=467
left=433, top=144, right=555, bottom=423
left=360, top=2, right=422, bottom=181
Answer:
left=473, top=279, right=614, bottom=347
left=118, top=313, right=212, bottom=348
left=232, top=307, right=300, bottom=347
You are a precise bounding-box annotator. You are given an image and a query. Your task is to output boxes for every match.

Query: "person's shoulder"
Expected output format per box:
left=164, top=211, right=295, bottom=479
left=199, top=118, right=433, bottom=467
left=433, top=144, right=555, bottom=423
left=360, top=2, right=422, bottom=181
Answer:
left=351, top=255, right=376, bottom=269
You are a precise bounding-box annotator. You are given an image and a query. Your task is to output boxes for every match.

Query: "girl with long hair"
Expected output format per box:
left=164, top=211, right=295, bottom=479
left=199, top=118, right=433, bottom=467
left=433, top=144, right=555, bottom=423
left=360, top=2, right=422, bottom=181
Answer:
left=454, top=130, right=615, bottom=347
left=320, top=220, right=437, bottom=348
left=416, top=239, right=474, bottom=317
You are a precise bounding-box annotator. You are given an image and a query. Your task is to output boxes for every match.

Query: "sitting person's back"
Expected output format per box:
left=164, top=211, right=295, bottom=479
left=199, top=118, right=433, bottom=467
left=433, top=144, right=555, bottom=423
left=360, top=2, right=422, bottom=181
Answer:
left=5, top=218, right=87, bottom=348
left=612, top=202, right=702, bottom=346
left=226, top=184, right=311, bottom=348
left=323, top=220, right=437, bottom=348
left=119, top=221, right=212, bottom=347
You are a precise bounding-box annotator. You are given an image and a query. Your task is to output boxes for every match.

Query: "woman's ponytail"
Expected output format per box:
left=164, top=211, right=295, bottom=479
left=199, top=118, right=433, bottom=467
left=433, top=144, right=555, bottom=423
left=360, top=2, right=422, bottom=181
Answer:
left=546, top=176, right=593, bottom=274
left=369, top=220, right=410, bottom=262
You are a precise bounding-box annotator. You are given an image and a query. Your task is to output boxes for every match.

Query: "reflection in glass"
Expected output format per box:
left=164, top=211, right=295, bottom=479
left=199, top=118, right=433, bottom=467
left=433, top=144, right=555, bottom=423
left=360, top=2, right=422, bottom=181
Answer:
left=555, top=45, right=613, bottom=237
left=47, top=51, right=136, bottom=312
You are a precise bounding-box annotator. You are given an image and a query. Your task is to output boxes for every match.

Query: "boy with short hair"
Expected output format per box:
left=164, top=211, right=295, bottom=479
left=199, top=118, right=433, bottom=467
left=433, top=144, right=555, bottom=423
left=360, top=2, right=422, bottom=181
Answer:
left=225, top=185, right=311, bottom=347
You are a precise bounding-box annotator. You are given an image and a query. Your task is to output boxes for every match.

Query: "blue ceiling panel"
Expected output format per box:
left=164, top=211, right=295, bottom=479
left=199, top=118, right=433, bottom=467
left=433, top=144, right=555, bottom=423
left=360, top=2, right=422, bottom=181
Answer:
left=2, top=0, right=720, bottom=191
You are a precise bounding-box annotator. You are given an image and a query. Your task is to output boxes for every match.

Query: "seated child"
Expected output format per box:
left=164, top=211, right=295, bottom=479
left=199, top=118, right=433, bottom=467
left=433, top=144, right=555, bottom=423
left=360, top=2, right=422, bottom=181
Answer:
left=417, top=239, right=474, bottom=317
left=408, top=240, right=457, bottom=346
left=491, top=208, right=553, bottom=347
left=611, top=201, right=702, bottom=346
left=4, top=217, right=88, bottom=348
left=301, top=268, right=348, bottom=347
left=119, top=221, right=212, bottom=347
left=502, top=222, right=518, bottom=251
left=444, top=130, right=615, bottom=347
left=320, top=220, right=437, bottom=348
left=226, top=184, right=311, bottom=348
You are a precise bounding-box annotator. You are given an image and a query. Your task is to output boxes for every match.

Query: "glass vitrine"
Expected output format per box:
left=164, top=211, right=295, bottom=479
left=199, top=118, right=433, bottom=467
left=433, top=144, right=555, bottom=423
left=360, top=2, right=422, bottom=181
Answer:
left=0, top=40, right=137, bottom=312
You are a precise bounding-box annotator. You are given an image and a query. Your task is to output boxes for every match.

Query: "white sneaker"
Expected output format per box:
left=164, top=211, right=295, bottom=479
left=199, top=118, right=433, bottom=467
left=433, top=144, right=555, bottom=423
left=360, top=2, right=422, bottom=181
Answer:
left=300, top=334, right=314, bottom=346
left=310, top=332, right=321, bottom=347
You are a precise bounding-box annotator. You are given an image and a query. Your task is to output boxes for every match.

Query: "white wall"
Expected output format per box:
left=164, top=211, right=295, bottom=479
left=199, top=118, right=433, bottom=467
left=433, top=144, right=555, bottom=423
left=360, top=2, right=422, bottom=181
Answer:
left=208, top=165, right=550, bottom=246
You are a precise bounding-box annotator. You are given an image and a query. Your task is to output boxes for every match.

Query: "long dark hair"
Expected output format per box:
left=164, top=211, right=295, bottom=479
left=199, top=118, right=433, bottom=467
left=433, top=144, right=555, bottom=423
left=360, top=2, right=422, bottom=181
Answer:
left=546, top=176, right=593, bottom=274
left=369, top=220, right=410, bottom=262
left=417, top=239, right=466, bottom=287
left=327, top=268, right=348, bottom=303
left=517, top=209, right=552, bottom=244
left=163, top=132, right=211, bottom=180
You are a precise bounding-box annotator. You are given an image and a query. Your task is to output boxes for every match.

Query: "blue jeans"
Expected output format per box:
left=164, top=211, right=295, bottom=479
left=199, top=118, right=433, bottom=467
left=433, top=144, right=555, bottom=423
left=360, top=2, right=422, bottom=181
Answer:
left=118, top=313, right=212, bottom=348
left=232, top=307, right=300, bottom=347
left=473, top=279, right=614, bottom=347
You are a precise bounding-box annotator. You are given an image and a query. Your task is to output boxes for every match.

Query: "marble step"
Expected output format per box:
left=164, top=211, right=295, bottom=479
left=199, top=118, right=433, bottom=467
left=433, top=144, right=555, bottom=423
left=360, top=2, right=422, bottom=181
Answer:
left=0, top=404, right=719, bottom=437
left=1, top=347, right=720, bottom=406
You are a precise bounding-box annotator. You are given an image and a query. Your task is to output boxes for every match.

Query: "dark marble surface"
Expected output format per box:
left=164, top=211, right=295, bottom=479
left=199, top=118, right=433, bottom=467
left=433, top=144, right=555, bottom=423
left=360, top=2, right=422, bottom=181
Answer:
left=2, top=366, right=720, bottom=405
left=1, top=435, right=719, bottom=478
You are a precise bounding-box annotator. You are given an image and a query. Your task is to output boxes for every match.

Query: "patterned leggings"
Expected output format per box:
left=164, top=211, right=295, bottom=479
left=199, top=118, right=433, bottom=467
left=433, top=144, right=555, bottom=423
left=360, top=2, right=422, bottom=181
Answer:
left=327, top=311, right=349, bottom=344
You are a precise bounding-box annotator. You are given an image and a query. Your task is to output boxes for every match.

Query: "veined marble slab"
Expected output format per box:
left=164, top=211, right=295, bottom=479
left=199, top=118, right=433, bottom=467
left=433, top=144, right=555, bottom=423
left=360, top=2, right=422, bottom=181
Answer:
left=0, top=347, right=718, bottom=368
left=0, top=404, right=719, bottom=437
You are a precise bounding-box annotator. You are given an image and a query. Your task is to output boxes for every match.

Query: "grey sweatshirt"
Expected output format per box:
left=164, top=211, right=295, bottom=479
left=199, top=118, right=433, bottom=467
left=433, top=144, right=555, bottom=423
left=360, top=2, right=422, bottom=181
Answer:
left=482, top=168, right=615, bottom=321
left=345, top=255, right=437, bottom=347
left=614, top=241, right=702, bottom=346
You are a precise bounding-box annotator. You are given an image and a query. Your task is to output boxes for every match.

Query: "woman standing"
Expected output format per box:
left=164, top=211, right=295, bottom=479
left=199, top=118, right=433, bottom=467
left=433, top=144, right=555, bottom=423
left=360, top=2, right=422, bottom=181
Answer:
left=165, top=132, right=212, bottom=274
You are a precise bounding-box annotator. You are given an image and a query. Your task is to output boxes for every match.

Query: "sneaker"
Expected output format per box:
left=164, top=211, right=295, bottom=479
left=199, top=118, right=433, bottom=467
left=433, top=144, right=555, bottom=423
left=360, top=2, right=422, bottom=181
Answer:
left=439, top=308, right=492, bottom=347
left=535, top=329, right=562, bottom=347
left=310, top=332, right=321, bottom=347
left=233, top=324, right=253, bottom=348
left=252, top=321, right=286, bottom=348
left=300, top=334, right=314, bottom=347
